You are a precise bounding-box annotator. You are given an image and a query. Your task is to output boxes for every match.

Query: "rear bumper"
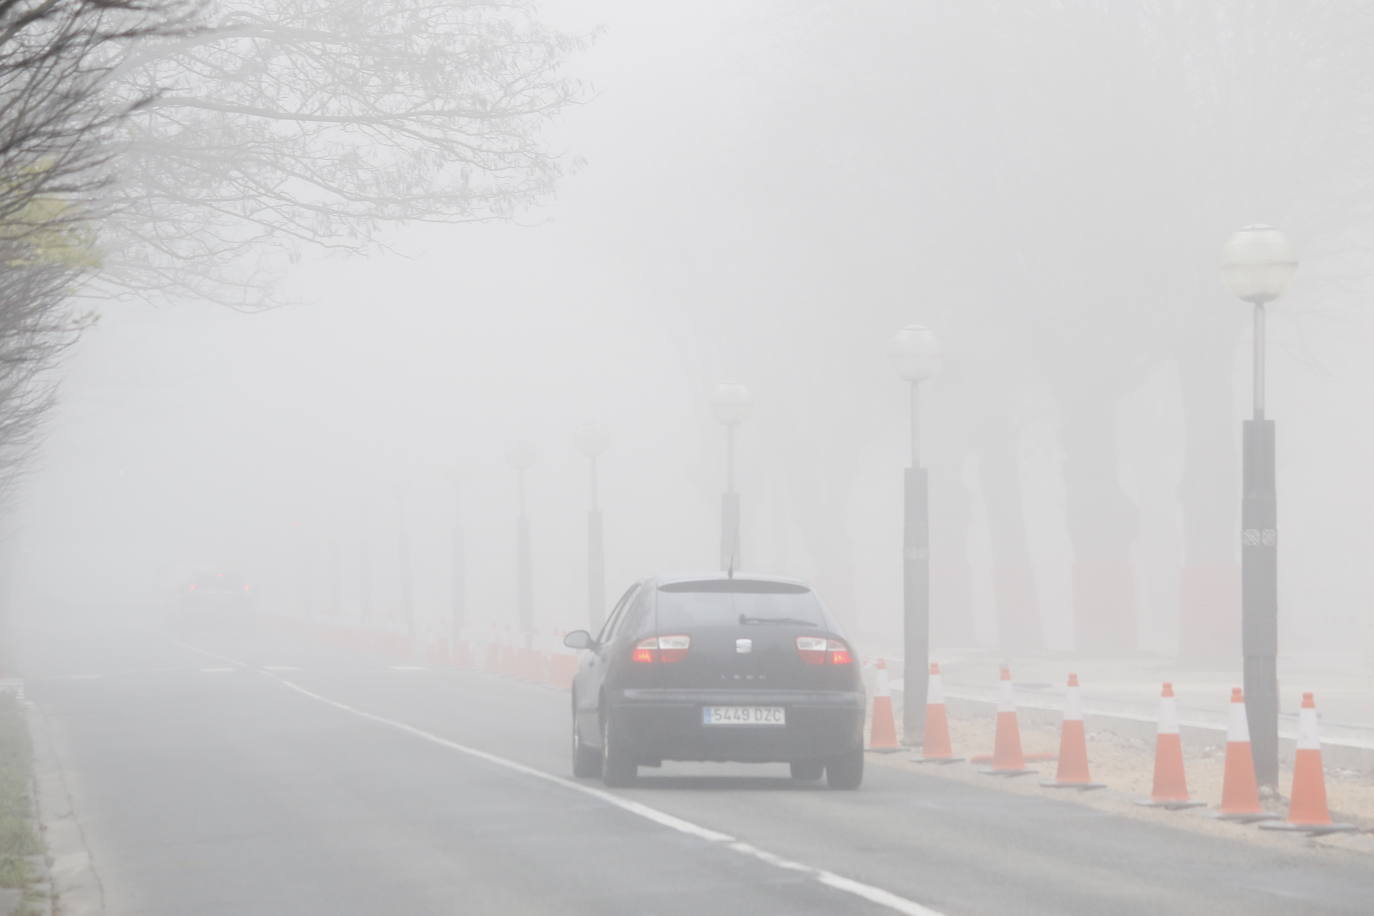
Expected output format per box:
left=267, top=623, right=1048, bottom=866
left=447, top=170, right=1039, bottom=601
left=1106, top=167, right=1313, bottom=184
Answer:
left=610, top=688, right=865, bottom=763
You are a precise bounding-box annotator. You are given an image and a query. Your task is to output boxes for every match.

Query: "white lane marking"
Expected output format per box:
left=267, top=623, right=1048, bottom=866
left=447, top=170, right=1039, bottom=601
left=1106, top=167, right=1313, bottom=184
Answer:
left=261, top=666, right=301, bottom=672
left=274, top=677, right=944, bottom=915
left=388, top=665, right=427, bottom=672
left=171, top=638, right=250, bottom=669
left=200, top=667, right=237, bottom=673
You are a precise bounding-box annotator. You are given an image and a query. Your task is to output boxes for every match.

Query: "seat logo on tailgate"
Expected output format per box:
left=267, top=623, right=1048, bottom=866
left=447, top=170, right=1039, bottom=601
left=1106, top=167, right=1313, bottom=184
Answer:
left=735, top=638, right=752, bottom=654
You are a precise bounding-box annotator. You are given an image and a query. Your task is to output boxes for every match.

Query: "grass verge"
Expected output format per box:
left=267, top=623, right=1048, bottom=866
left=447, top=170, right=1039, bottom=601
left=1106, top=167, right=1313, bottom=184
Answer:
left=0, top=692, right=45, bottom=914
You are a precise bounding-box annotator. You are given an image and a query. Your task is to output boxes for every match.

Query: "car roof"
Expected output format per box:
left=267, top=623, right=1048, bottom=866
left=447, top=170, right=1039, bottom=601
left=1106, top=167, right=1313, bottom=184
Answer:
left=648, top=572, right=811, bottom=590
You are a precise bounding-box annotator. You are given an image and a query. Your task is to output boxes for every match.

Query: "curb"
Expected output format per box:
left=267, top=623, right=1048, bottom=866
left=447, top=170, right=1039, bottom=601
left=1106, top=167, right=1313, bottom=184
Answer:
left=940, top=693, right=1374, bottom=776
left=26, top=701, right=103, bottom=916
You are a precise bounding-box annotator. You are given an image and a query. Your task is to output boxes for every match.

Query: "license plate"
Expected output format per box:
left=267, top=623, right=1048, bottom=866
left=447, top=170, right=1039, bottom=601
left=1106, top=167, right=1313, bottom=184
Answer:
left=701, top=706, right=786, bottom=726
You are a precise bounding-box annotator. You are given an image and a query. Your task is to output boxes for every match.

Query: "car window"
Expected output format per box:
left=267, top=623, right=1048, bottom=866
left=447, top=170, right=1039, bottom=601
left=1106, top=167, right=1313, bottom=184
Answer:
left=595, top=583, right=638, bottom=645
left=615, top=585, right=655, bottom=640
left=654, top=584, right=827, bottom=629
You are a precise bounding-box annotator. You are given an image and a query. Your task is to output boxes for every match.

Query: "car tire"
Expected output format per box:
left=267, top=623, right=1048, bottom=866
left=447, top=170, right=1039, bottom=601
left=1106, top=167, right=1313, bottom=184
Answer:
left=825, top=745, right=864, bottom=790
left=601, top=712, right=637, bottom=787
left=790, top=760, right=824, bottom=781
left=572, top=710, right=601, bottom=778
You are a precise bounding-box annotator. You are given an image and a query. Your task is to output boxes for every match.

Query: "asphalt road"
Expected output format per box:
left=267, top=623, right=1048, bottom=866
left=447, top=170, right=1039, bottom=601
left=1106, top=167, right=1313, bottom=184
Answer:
left=18, top=608, right=1374, bottom=916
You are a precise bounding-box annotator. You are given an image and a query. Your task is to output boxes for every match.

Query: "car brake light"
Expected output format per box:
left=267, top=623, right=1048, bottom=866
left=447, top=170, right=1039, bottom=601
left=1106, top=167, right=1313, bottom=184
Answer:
left=631, top=635, right=690, bottom=663
left=796, top=636, right=852, bottom=665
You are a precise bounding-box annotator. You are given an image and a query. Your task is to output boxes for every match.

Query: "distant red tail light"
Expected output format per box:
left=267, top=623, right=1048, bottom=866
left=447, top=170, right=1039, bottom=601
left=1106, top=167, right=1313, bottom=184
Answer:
left=796, top=636, right=852, bottom=665
left=631, top=635, right=690, bottom=663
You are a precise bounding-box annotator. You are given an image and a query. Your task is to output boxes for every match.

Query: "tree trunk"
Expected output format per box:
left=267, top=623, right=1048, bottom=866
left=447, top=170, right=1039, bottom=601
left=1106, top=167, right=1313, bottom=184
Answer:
left=1061, top=397, right=1138, bottom=652
left=931, top=467, right=977, bottom=647
left=1176, top=330, right=1240, bottom=658
left=976, top=416, right=1043, bottom=651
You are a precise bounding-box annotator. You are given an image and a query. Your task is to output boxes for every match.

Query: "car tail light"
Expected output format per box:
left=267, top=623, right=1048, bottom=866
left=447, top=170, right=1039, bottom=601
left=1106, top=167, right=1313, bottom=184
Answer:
left=796, top=636, right=852, bottom=665
left=631, top=635, right=690, bottom=663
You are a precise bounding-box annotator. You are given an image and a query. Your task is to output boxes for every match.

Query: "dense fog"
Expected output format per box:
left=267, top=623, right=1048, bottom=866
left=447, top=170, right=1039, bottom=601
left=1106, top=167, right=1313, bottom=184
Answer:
left=8, top=0, right=1374, bottom=663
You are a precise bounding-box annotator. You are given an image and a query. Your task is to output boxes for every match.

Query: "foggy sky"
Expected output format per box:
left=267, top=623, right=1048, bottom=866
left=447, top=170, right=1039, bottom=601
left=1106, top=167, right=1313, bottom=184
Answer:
left=11, top=0, right=1374, bottom=661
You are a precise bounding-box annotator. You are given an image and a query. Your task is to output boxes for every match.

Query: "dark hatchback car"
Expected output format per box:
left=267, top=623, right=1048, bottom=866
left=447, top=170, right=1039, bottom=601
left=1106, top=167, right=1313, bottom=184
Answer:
left=174, top=570, right=254, bottom=626
left=563, top=574, right=866, bottom=789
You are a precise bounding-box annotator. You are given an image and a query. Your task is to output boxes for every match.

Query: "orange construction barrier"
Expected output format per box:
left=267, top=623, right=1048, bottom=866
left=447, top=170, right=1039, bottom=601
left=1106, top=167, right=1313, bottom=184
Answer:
left=517, top=646, right=540, bottom=682
left=549, top=652, right=578, bottom=689
left=426, top=639, right=448, bottom=666
left=981, top=666, right=1035, bottom=776
left=1041, top=673, right=1104, bottom=790
left=1214, top=688, right=1277, bottom=822
left=1136, top=682, right=1205, bottom=809
left=916, top=662, right=962, bottom=764
left=866, top=659, right=901, bottom=752
left=1260, top=692, right=1357, bottom=835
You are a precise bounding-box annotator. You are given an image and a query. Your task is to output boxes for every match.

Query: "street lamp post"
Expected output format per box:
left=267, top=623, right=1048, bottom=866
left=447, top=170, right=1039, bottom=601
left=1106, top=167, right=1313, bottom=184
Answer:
left=357, top=497, right=372, bottom=629
left=395, top=479, right=414, bottom=645
left=450, top=473, right=466, bottom=646
left=575, top=423, right=611, bottom=634
left=890, top=325, right=942, bottom=746
left=710, top=383, right=751, bottom=572
left=1221, top=224, right=1297, bottom=790
left=505, top=441, right=539, bottom=644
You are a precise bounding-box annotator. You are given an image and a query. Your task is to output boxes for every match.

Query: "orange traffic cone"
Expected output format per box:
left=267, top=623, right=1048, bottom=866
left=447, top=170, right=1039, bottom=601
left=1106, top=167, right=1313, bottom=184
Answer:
left=981, top=666, right=1035, bottom=776
left=1260, top=692, right=1357, bottom=835
left=1136, top=682, right=1205, bottom=809
left=866, top=659, right=901, bottom=752
left=1214, top=688, right=1277, bottom=822
left=1041, top=673, right=1104, bottom=790
left=916, top=663, right=962, bottom=764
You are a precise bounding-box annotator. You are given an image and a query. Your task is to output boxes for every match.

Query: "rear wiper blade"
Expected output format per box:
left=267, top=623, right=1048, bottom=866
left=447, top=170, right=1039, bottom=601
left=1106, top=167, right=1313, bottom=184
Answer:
left=738, top=614, right=818, bottom=627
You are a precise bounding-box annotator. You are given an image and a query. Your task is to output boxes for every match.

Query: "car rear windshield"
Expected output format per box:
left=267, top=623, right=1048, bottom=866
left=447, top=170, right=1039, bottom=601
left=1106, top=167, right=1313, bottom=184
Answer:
left=654, top=580, right=827, bottom=629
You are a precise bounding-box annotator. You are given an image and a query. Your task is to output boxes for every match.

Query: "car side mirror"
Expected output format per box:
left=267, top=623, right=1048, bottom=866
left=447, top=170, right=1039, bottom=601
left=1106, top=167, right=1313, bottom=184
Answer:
left=563, top=629, right=594, bottom=651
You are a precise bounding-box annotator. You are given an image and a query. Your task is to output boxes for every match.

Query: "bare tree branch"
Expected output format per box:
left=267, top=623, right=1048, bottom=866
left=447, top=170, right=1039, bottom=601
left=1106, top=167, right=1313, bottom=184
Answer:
left=98, top=0, right=588, bottom=308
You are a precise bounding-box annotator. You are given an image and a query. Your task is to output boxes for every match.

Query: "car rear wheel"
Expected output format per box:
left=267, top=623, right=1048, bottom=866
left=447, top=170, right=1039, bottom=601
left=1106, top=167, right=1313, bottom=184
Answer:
left=571, top=711, right=601, bottom=778
left=825, top=745, right=864, bottom=789
left=790, top=760, right=823, bottom=781
left=601, top=713, right=637, bottom=787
